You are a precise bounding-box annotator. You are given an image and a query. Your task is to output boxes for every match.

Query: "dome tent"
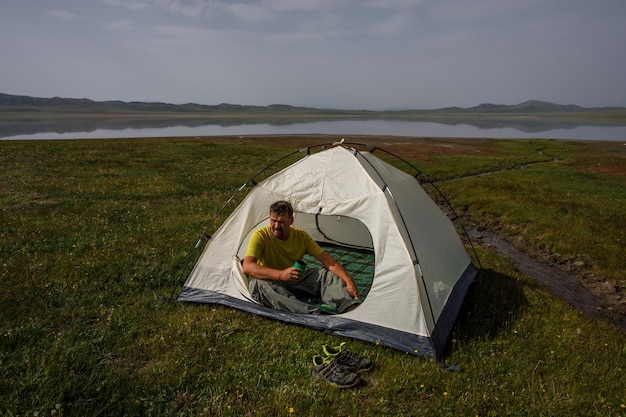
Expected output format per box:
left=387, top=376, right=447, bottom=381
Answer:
left=178, top=142, right=478, bottom=360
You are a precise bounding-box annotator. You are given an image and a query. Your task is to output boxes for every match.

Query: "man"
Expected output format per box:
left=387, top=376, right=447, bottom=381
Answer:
left=243, top=200, right=360, bottom=314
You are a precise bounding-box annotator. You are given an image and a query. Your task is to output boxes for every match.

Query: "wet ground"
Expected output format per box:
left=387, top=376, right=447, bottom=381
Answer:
left=469, top=227, right=626, bottom=331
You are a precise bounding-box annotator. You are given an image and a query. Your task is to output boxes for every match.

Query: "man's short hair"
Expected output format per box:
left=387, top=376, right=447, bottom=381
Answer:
left=270, top=200, right=293, bottom=218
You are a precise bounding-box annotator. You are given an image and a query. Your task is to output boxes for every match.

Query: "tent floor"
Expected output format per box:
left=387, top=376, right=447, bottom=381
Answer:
left=300, top=243, right=375, bottom=313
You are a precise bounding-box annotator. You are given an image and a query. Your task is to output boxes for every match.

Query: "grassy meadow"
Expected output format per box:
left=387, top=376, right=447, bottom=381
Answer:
left=1, top=136, right=625, bottom=416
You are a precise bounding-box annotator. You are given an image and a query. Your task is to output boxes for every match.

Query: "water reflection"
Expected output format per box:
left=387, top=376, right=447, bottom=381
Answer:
left=2, top=116, right=626, bottom=141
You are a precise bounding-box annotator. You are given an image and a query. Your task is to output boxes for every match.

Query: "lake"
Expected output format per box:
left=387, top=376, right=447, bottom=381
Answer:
left=2, top=117, right=626, bottom=141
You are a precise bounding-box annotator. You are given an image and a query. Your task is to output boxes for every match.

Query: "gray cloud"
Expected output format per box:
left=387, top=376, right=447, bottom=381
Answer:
left=1, top=0, right=624, bottom=109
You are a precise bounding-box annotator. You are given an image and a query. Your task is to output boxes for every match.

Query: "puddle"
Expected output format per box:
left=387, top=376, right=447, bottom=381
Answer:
left=469, top=228, right=626, bottom=331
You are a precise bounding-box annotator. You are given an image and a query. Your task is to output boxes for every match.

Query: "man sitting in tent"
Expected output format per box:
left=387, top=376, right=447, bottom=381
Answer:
left=242, top=200, right=361, bottom=314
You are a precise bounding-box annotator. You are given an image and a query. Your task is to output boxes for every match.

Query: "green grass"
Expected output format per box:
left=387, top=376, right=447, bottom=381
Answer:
left=438, top=140, right=626, bottom=283
left=1, top=137, right=625, bottom=416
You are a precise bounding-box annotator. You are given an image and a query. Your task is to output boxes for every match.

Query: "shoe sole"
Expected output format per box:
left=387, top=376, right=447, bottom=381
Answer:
left=312, top=370, right=361, bottom=389
left=354, top=364, right=373, bottom=373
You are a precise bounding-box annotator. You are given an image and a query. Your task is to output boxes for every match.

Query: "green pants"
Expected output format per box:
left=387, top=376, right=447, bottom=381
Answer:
left=249, top=267, right=359, bottom=314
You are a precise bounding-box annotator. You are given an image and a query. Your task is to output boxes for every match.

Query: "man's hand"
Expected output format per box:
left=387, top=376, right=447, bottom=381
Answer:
left=345, top=278, right=360, bottom=299
left=244, top=256, right=300, bottom=281
left=279, top=267, right=303, bottom=281
left=316, top=251, right=360, bottom=299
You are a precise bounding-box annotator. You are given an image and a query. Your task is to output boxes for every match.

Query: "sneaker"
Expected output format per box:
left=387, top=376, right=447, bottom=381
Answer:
left=322, top=342, right=373, bottom=373
left=312, top=355, right=361, bottom=389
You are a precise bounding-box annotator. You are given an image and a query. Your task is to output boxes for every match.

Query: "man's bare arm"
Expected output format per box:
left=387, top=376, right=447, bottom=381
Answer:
left=315, top=251, right=360, bottom=298
left=242, top=256, right=301, bottom=281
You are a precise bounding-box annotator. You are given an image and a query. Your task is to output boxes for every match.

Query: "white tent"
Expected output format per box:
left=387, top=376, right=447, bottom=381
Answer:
left=179, top=144, right=477, bottom=360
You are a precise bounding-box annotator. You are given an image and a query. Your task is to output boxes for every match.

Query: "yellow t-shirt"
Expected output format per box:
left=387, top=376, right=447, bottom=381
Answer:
left=245, top=226, right=324, bottom=270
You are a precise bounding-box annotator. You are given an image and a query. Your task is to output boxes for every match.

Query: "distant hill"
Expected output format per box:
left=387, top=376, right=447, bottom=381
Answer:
left=413, top=100, right=624, bottom=114
left=0, top=93, right=348, bottom=115
left=1, top=93, right=624, bottom=117
left=464, top=100, right=603, bottom=113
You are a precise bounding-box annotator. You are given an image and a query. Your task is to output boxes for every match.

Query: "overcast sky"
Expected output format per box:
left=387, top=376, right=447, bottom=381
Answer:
left=1, top=0, right=625, bottom=110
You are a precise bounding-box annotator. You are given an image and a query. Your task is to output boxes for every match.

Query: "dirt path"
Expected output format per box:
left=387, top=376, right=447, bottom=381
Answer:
left=469, top=227, right=626, bottom=331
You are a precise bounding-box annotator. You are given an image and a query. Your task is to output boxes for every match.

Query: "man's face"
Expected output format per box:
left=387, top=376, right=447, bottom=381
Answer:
left=269, top=212, right=293, bottom=241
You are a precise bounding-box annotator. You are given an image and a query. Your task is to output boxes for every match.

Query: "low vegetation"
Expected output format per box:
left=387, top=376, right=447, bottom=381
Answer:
left=1, top=136, right=624, bottom=416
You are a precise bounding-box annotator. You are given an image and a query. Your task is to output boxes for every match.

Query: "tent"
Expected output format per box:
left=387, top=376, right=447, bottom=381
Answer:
left=178, top=142, right=478, bottom=360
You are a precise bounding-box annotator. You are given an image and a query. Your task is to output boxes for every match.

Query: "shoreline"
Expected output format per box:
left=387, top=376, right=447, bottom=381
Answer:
left=2, top=133, right=626, bottom=144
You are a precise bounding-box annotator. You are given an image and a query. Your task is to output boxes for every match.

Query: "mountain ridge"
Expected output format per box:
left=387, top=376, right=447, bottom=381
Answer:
left=1, top=93, right=624, bottom=115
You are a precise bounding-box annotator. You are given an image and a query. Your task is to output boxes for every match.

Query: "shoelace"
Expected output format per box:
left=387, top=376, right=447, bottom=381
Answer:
left=321, top=360, right=350, bottom=379
left=335, top=349, right=361, bottom=365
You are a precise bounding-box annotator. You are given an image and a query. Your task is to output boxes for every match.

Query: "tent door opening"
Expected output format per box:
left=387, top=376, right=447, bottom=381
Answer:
left=236, top=212, right=375, bottom=312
